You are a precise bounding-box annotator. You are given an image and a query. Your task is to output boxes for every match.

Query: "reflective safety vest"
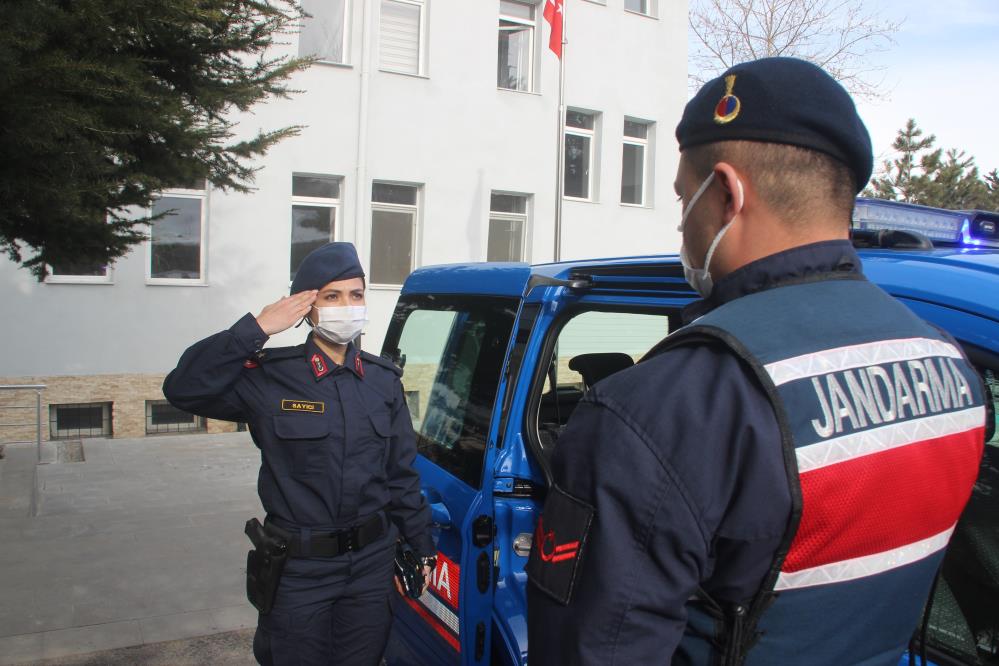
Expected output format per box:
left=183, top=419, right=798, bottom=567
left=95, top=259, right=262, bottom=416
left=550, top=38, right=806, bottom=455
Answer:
left=666, top=274, right=986, bottom=666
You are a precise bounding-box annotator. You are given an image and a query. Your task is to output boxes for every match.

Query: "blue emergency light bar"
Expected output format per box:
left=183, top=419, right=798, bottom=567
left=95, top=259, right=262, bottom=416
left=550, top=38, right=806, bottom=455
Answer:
left=852, top=198, right=999, bottom=248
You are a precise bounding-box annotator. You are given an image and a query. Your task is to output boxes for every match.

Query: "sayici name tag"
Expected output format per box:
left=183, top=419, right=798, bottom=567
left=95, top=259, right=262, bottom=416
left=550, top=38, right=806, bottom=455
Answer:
left=526, top=484, right=595, bottom=605
left=280, top=400, right=325, bottom=414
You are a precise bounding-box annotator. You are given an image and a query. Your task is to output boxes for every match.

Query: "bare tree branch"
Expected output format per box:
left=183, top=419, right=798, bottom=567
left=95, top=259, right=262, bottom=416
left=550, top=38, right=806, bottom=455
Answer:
left=689, top=0, right=901, bottom=100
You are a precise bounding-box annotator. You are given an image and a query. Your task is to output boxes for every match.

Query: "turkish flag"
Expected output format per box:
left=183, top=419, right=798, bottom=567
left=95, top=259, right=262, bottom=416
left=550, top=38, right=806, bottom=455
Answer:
left=543, top=0, right=564, bottom=59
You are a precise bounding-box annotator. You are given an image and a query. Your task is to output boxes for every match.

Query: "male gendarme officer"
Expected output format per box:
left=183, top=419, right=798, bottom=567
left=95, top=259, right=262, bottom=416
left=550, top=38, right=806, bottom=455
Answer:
left=163, top=242, right=434, bottom=665
left=527, top=58, right=987, bottom=665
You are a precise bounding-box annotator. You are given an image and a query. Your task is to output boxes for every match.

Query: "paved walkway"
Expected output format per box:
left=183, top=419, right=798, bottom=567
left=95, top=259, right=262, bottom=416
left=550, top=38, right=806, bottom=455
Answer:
left=0, top=433, right=263, bottom=665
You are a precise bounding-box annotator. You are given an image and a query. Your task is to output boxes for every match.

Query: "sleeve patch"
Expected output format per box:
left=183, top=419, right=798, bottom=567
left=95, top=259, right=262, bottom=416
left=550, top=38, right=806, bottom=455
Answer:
left=526, top=484, right=595, bottom=605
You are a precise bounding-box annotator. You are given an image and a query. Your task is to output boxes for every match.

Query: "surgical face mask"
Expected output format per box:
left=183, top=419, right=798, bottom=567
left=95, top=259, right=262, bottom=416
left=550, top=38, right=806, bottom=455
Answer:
left=311, top=305, right=368, bottom=345
left=676, top=172, right=742, bottom=298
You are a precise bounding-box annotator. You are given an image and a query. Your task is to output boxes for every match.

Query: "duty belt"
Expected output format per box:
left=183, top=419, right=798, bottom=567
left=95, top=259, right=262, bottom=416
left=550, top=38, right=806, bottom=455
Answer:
left=266, top=512, right=385, bottom=558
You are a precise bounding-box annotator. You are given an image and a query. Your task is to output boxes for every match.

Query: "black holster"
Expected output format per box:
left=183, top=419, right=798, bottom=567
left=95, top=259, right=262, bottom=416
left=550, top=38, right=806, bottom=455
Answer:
left=245, top=518, right=289, bottom=615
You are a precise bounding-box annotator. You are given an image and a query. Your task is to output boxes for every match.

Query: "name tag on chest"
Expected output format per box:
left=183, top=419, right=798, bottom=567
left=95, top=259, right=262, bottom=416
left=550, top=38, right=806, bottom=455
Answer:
left=281, top=400, right=325, bottom=414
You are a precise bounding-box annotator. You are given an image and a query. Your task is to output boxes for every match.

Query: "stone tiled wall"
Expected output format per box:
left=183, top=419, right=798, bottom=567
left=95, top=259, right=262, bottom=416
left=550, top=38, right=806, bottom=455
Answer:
left=0, top=374, right=238, bottom=443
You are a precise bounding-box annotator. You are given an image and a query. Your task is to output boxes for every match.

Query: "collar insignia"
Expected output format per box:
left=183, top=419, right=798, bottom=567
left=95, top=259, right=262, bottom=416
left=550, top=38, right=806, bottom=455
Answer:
left=354, top=354, right=364, bottom=378
left=713, top=74, right=741, bottom=125
left=310, top=353, right=329, bottom=379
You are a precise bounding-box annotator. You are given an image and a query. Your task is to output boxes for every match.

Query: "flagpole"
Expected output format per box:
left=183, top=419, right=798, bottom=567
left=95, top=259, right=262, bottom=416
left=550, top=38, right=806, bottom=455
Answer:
left=553, top=1, right=566, bottom=262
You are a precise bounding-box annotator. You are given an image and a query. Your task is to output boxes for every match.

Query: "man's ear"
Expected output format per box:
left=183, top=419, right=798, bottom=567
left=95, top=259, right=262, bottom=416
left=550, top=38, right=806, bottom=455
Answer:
left=713, top=162, right=745, bottom=220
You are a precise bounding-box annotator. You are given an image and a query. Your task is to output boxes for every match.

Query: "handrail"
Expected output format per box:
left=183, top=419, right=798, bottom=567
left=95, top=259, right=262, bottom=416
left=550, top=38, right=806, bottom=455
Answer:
left=0, top=384, right=47, bottom=463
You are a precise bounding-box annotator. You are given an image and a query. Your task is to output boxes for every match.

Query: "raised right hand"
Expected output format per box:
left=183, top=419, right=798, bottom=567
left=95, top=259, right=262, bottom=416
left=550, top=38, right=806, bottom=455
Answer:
left=255, top=290, right=318, bottom=336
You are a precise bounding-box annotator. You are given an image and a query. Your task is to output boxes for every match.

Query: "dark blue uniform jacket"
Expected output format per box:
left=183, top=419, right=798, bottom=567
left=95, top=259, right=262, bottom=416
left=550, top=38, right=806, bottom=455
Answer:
left=163, top=313, right=433, bottom=557
left=528, top=241, right=864, bottom=664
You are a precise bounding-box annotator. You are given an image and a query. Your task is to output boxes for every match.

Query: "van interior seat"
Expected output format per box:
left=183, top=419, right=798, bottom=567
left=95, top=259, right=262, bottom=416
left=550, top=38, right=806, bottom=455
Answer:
left=568, top=352, right=635, bottom=389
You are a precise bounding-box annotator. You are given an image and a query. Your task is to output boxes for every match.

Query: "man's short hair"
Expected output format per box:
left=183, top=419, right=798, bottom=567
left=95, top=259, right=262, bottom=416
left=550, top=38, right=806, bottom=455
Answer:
left=684, top=141, right=856, bottom=227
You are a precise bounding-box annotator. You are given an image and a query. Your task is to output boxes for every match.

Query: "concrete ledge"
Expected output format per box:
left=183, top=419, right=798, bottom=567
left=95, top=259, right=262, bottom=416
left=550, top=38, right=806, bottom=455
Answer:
left=3, top=628, right=256, bottom=666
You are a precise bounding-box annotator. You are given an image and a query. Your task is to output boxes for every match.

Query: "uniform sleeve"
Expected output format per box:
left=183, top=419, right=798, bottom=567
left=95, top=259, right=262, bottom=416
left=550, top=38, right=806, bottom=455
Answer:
left=528, top=399, right=709, bottom=664
left=162, top=313, right=268, bottom=422
left=385, top=381, right=434, bottom=556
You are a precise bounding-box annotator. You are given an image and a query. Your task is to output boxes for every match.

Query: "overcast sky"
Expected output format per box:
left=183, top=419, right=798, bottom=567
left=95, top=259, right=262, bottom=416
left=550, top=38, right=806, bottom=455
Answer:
left=851, top=0, right=999, bottom=176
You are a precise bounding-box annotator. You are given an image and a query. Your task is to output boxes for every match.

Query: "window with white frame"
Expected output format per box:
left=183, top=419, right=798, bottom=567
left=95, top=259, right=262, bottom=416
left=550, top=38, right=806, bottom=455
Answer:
left=488, top=192, right=529, bottom=262
left=291, top=174, right=342, bottom=281
left=148, top=182, right=207, bottom=283
left=380, top=0, right=425, bottom=75
left=299, top=0, right=349, bottom=64
left=622, top=119, right=653, bottom=206
left=370, top=182, right=420, bottom=286
left=565, top=110, right=597, bottom=200
left=47, top=245, right=113, bottom=284
left=624, top=0, right=656, bottom=16
left=497, top=0, right=535, bottom=92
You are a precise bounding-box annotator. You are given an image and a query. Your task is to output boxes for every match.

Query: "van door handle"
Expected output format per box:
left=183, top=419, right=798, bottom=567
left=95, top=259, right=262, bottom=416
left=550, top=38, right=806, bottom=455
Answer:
left=422, top=487, right=453, bottom=529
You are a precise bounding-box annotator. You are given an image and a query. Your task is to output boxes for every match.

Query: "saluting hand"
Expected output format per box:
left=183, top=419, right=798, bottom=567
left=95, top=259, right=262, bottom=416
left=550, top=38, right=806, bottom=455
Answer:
left=255, top=290, right=318, bottom=336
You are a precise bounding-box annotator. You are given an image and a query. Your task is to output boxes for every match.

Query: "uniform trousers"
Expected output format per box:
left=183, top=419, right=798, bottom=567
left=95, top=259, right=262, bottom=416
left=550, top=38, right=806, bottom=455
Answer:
left=253, top=524, right=398, bottom=666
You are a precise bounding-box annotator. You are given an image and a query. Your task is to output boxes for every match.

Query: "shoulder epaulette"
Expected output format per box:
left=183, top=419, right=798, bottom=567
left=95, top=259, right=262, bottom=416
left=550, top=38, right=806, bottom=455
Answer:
left=254, top=344, right=305, bottom=363
left=359, top=350, right=403, bottom=377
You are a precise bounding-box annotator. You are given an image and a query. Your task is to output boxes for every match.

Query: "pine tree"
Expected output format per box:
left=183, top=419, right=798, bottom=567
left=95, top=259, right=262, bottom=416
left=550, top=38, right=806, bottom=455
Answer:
left=922, top=150, right=989, bottom=210
left=867, top=119, right=936, bottom=203
left=866, top=119, right=998, bottom=212
left=0, top=0, right=311, bottom=278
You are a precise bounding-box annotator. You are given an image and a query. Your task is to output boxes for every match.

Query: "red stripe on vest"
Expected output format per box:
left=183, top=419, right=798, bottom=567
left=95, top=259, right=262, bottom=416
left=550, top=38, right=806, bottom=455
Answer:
left=783, top=426, right=983, bottom=573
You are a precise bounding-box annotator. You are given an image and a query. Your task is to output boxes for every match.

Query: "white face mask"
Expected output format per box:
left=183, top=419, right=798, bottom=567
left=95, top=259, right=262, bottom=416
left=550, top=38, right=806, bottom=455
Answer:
left=311, top=305, right=368, bottom=345
left=676, top=172, right=742, bottom=298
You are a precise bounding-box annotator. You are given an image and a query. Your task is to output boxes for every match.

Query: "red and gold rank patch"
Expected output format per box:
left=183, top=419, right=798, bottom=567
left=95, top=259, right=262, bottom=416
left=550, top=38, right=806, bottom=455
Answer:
left=310, top=353, right=329, bottom=379
left=280, top=400, right=325, bottom=414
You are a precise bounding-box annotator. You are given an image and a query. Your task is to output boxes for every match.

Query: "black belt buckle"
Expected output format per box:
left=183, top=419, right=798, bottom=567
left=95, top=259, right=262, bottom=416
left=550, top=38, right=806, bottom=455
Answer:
left=342, top=527, right=356, bottom=553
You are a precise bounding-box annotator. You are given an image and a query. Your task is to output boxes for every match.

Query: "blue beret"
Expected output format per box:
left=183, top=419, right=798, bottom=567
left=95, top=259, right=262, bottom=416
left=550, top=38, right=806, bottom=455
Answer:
left=290, top=242, right=365, bottom=294
left=676, top=57, right=873, bottom=192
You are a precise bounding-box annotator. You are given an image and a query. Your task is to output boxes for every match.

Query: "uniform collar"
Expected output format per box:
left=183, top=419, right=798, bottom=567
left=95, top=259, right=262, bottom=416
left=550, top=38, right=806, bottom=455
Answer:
left=683, top=240, right=862, bottom=324
left=304, top=336, right=365, bottom=381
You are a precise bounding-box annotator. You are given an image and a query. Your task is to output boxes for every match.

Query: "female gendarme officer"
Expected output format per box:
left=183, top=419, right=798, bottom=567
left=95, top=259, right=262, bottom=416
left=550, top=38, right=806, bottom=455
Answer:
left=163, top=242, right=434, bottom=666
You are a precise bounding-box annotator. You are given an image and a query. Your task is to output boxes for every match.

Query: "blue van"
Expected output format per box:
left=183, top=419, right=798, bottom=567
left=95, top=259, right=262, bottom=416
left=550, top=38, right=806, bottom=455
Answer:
left=382, top=200, right=999, bottom=666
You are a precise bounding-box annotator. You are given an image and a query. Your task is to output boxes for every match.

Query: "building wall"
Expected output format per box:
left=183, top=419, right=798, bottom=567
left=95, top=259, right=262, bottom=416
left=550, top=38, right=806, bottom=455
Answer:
left=0, top=375, right=238, bottom=444
left=0, top=0, right=688, bottom=440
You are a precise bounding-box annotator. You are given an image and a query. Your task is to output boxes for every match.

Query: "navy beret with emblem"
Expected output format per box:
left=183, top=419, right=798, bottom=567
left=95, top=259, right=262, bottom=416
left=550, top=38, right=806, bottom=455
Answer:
left=290, top=242, right=365, bottom=294
left=676, top=57, right=873, bottom=192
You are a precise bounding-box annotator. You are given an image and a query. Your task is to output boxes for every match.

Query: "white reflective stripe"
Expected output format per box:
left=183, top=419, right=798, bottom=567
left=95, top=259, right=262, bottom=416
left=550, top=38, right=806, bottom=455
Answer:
left=419, top=590, right=460, bottom=635
left=775, top=526, right=955, bottom=590
left=796, top=406, right=985, bottom=473
left=764, top=338, right=964, bottom=387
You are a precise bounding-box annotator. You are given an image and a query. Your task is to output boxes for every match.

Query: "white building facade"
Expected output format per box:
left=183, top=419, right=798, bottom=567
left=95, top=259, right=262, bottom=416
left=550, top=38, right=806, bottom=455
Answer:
left=0, top=0, right=687, bottom=440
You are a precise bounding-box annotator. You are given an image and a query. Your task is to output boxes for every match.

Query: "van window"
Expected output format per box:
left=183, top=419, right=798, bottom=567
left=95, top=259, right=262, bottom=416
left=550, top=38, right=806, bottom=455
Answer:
left=388, top=296, right=518, bottom=488
left=535, top=309, right=672, bottom=452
